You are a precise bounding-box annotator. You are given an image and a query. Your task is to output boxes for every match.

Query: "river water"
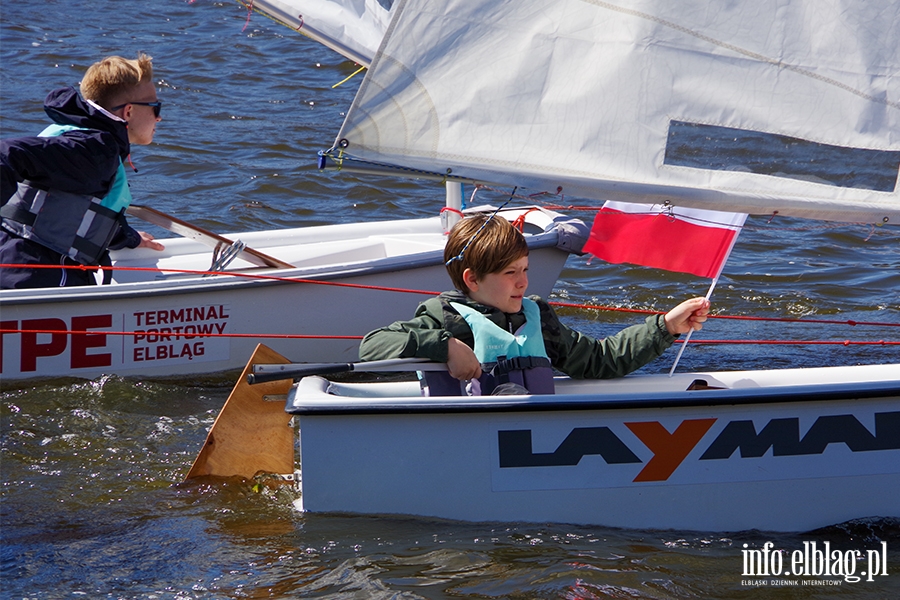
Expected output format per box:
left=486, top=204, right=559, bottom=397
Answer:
left=1, top=1, right=898, bottom=598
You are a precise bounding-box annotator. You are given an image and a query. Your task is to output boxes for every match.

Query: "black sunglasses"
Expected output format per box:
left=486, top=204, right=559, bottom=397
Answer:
left=112, top=101, right=162, bottom=118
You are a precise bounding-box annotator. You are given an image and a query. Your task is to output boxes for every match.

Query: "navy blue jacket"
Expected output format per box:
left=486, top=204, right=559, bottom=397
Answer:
left=0, top=87, right=141, bottom=288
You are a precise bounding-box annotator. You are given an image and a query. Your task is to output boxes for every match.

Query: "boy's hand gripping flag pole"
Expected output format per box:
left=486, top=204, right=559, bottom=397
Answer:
left=667, top=275, right=720, bottom=376
left=582, top=201, right=747, bottom=375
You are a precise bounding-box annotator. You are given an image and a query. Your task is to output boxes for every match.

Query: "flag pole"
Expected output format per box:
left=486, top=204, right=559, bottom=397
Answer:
left=666, top=209, right=746, bottom=376
left=668, top=276, right=719, bottom=376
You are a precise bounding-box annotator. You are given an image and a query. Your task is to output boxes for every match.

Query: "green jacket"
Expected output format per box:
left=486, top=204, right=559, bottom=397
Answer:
left=359, top=291, right=678, bottom=379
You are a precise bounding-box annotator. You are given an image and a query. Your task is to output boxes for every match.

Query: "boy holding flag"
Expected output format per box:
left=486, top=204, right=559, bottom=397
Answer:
left=360, top=213, right=709, bottom=395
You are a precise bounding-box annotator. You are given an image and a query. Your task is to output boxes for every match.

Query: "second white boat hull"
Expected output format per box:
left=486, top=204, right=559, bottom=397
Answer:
left=287, top=364, right=900, bottom=532
left=0, top=208, right=577, bottom=383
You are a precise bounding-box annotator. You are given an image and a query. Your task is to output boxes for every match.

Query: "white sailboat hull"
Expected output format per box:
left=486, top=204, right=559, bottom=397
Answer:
left=0, top=208, right=576, bottom=383
left=287, top=364, right=900, bottom=531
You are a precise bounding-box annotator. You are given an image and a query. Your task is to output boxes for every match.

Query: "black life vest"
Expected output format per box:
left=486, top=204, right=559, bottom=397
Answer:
left=0, top=124, right=132, bottom=266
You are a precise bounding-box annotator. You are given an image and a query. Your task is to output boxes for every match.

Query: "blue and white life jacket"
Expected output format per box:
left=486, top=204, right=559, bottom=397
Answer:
left=0, top=124, right=133, bottom=266
left=422, top=298, right=555, bottom=396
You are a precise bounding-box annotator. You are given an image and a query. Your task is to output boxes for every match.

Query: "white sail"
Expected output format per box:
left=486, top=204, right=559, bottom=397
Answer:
left=251, top=0, right=393, bottom=65
left=331, top=0, right=900, bottom=223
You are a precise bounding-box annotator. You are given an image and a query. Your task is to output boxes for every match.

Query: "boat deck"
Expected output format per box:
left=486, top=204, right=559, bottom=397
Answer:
left=287, top=363, right=900, bottom=414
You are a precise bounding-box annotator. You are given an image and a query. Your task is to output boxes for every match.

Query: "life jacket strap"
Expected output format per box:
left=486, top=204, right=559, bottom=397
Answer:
left=0, top=192, right=39, bottom=226
left=491, top=355, right=552, bottom=376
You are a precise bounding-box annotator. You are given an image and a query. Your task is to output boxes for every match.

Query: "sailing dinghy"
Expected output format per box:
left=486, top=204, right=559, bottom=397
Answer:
left=0, top=205, right=584, bottom=383
left=190, top=0, right=900, bottom=531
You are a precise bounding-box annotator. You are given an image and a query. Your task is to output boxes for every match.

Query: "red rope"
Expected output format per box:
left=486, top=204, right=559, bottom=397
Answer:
left=510, top=207, right=542, bottom=232
left=0, top=263, right=441, bottom=297
left=548, top=301, right=900, bottom=327
left=676, top=339, right=898, bottom=346
left=241, top=0, right=253, bottom=31
left=2, top=326, right=894, bottom=346
left=2, top=266, right=897, bottom=330
left=0, top=327, right=362, bottom=340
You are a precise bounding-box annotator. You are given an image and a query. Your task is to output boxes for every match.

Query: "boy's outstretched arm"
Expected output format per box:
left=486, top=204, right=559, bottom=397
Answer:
left=359, top=307, right=452, bottom=363
left=663, top=297, right=710, bottom=335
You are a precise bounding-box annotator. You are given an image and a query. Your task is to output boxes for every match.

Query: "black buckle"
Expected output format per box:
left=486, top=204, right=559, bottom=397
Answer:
left=493, top=355, right=550, bottom=375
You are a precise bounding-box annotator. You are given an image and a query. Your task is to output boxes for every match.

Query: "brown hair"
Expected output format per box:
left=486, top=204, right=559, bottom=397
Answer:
left=444, top=214, right=529, bottom=293
left=80, top=53, right=154, bottom=109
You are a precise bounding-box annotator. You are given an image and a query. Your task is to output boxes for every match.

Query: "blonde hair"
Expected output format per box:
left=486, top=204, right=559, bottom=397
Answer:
left=444, top=214, right=529, bottom=293
left=80, top=53, right=154, bottom=109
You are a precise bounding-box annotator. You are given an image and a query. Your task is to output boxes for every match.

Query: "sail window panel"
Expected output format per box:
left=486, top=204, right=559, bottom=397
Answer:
left=664, top=121, right=900, bottom=192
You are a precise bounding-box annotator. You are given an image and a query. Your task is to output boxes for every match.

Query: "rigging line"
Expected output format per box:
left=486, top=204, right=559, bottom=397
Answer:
left=676, top=339, right=899, bottom=346
left=320, top=150, right=458, bottom=180
left=233, top=0, right=306, bottom=39
left=0, top=326, right=893, bottom=346
left=0, top=263, right=441, bottom=297
left=0, top=327, right=363, bottom=340
left=332, top=66, right=366, bottom=88
left=547, top=301, right=900, bottom=328
left=693, top=314, right=900, bottom=328
left=240, top=0, right=254, bottom=32
left=2, top=264, right=897, bottom=328
left=1, top=263, right=896, bottom=328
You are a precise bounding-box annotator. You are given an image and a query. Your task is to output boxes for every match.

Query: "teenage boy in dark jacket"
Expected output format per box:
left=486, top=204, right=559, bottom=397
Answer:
left=0, top=53, right=164, bottom=289
left=360, top=213, right=710, bottom=394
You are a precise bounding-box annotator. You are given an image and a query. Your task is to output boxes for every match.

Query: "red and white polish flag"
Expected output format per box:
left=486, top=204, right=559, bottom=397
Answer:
left=584, top=201, right=747, bottom=279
